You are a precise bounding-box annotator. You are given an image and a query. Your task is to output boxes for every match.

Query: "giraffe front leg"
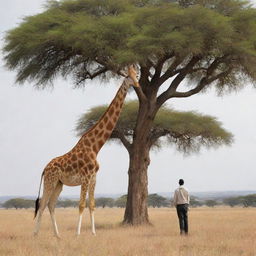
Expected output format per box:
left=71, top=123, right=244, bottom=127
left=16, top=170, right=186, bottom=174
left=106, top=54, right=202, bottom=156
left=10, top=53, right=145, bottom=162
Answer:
left=77, top=183, right=88, bottom=236
left=89, top=175, right=96, bottom=235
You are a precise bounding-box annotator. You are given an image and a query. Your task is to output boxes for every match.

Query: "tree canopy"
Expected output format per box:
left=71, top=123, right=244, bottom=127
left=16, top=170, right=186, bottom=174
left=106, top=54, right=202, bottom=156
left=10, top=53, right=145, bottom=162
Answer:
left=3, top=0, right=256, bottom=97
left=76, top=100, right=233, bottom=154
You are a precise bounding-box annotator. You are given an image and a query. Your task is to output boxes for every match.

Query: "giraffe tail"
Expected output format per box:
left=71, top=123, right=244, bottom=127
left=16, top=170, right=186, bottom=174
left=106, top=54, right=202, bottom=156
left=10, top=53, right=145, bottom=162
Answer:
left=34, top=171, right=44, bottom=219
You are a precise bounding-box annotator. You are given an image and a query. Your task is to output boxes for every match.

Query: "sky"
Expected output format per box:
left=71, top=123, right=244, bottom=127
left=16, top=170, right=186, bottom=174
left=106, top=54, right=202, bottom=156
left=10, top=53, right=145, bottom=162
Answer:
left=0, top=0, right=256, bottom=197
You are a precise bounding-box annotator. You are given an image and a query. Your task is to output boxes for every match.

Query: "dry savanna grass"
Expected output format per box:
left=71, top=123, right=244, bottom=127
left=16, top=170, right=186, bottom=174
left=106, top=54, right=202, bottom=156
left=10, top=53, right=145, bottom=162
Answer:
left=0, top=207, right=256, bottom=256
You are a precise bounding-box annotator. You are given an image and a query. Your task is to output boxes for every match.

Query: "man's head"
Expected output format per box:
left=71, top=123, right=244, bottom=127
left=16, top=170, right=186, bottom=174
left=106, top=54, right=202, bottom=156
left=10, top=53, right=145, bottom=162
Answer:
left=179, top=179, right=184, bottom=186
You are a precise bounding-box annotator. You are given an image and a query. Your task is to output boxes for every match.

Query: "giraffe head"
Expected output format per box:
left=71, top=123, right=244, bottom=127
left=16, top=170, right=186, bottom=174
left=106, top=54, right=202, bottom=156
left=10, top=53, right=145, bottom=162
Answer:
left=127, top=65, right=140, bottom=88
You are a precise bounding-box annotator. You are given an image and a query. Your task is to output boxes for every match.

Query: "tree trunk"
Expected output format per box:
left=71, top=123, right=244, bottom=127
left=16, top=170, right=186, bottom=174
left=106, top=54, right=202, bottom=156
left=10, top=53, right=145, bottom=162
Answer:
left=123, top=101, right=154, bottom=225
left=123, top=144, right=151, bottom=225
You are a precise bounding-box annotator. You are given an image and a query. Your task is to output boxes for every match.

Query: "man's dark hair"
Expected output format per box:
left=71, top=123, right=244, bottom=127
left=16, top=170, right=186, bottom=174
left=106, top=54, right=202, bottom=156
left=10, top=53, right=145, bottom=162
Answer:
left=179, top=179, right=184, bottom=186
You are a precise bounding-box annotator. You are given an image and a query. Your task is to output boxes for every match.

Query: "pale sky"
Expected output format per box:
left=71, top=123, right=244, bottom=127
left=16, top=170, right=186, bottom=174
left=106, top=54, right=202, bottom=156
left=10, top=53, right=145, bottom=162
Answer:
left=0, top=0, right=256, bottom=197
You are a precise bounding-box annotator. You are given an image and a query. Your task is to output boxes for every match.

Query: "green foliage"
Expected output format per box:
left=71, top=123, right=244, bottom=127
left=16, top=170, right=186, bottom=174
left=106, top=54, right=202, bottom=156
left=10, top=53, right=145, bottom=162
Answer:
left=154, top=104, right=233, bottom=153
left=96, top=197, right=115, bottom=208
left=57, top=199, right=78, bottom=208
left=148, top=193, right=170, bottom=207
left=115, top=195, right=127, bottom=207
left=3, top=0, right=256, bottom=90
left=223, top=194, right=256, bottom=207
left=189, top=196, right=202, bottom=207
left=205, top=199, right=218, bottom=207
left=2, top=198, right=34, bottom=209
left=76, top=100, right=233, bottom=154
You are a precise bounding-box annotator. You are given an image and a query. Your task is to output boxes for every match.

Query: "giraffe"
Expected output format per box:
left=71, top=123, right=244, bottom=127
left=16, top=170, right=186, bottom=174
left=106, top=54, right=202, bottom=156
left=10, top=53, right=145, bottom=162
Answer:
left=33, top=65, right=140, bottom=238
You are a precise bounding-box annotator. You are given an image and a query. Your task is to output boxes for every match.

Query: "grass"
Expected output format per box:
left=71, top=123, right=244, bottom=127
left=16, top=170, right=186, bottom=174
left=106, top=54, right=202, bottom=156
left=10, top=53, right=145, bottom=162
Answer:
left=0, top=207, right=256, bottom=256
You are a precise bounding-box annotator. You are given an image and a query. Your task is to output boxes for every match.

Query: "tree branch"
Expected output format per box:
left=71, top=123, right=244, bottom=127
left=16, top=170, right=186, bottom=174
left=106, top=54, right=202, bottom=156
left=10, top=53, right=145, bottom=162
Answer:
left=150, top=128, right=170, bottom=146
left=155, top=56, right=184, bottom=86
left=171, top=67, right=233, bottom=98
left=76, top=66, right=108, bottom=84
left=156, top=55, right=202, bottom=108
left=111, top=130, right=132, bottom=152
left=151, top=53, right=175, bottom=84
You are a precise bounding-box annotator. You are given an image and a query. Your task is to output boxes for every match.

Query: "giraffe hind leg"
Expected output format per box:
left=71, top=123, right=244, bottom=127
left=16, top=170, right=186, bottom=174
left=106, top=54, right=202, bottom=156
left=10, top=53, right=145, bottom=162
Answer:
left=48, top=181, right=63, bottom=238
left=34, top=175, right=59, bottom=237
left=34, top=189, right=53, bottom=236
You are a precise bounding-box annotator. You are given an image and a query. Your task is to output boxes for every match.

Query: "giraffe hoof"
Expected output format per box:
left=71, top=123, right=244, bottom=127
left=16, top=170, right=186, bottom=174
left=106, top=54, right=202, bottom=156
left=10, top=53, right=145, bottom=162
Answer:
left=92, top=232, right=96, bottom=236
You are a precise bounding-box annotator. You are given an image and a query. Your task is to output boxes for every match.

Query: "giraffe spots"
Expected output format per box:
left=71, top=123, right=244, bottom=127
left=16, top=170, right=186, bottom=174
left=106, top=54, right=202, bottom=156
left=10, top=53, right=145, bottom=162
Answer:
left=98, top=131, right=104, bottom=137
left=78, top=160, right=84, bottom=168
left=81, top=168, right=89, bottom=175
left=93, top=145, right=97, bottom=152
left=99, top=123, right=103, bottom=129
left=71, top=155, right=77, bottom=161
left=109, top=107, right=114, bottom=116
left=94, top=129, right=99, bottom=135
left=72, top=163, right=78, bottom=169
left=115, top=110, right=120, bottom=116
left=66, top=166, right=72, bottom=172
left=78, top=152, right=83, bottom=158
left=104, top=133, right=109, bottom=140
left=113, top=116, right=117, bottom=123
left=106, top=122, right=114, bottom=131
left=59, top=159, right=64, bottom=165
left=88, top=132, right=93, bottom=137
left=83, top=155, right=90, bottom=163
left=84, top=139, right=90, bottom=146
left=103, top=116, right=108, bottom=123
left=91, top=137, right=95, bottom=143
left=53, top=162, right=61, bottom=169
left=98, top=140, right=104, bottom=149
left=88, top=164, right=94, bottom=170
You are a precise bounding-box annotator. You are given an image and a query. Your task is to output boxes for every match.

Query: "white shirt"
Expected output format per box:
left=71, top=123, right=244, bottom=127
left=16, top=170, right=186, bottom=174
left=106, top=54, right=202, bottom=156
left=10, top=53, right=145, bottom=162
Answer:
left=173, top=186, right=190, bottom=206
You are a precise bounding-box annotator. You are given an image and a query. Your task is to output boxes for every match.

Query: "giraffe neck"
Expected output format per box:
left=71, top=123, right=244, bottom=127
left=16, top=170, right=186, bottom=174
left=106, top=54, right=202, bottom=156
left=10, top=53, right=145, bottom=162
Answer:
left=77, top=77, right=132, bottom=154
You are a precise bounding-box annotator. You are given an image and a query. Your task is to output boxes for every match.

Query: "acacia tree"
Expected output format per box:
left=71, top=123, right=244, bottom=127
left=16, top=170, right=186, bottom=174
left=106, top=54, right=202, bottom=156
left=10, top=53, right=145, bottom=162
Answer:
left=3, top=0, right=256, bottom=224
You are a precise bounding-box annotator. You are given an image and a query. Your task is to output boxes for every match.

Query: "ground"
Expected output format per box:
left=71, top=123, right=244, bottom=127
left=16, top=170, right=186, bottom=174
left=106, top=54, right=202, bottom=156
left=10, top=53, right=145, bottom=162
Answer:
left=0, top=207, right=255, bottom=256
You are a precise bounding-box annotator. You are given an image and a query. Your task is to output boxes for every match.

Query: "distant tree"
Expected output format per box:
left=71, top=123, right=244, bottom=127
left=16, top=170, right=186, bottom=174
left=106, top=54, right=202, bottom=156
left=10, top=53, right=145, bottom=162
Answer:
left=115, top=195, right=127, bottom=208
left=3, top=198, right=34, bottom=209
left=241, top=194, right=256, bottom=207
left=223, top=197, right=241, bottom=207
left=224, top=194, right=256, bottom=207
left=189, top=196, right=202, bottom=207
left=4, top=0, right=256, bottom=225
left=205, top=200, right=218, bottom=207
left=147, top=194, right=169, bottom=208
left=57, top=199, right=78, bottom=208
left=96, top=197, right=115, bottom=208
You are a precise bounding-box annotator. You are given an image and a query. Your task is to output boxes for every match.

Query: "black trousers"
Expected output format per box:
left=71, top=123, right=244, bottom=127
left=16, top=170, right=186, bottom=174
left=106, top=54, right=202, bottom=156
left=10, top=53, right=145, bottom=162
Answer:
left=176, top=204, right=188, bottom=234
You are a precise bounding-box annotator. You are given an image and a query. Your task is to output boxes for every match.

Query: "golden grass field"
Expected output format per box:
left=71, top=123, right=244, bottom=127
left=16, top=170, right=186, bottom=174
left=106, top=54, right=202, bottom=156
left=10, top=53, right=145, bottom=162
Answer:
left=0, top=207, right=255, bottom=256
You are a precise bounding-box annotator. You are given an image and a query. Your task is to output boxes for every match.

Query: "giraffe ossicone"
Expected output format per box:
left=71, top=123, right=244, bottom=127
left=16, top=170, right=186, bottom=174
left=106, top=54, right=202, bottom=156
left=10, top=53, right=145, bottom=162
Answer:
left=33, top=65, right=140, bottom=237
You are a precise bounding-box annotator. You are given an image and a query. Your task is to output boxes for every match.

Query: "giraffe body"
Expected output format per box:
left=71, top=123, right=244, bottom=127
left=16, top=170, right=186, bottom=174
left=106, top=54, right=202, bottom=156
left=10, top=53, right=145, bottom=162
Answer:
left=34, top=66, right=139, bottom=237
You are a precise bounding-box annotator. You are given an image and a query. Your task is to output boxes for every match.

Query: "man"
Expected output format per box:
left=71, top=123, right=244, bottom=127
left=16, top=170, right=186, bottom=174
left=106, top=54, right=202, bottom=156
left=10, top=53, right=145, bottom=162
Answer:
left=173, top=179, right=190, bottom=235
